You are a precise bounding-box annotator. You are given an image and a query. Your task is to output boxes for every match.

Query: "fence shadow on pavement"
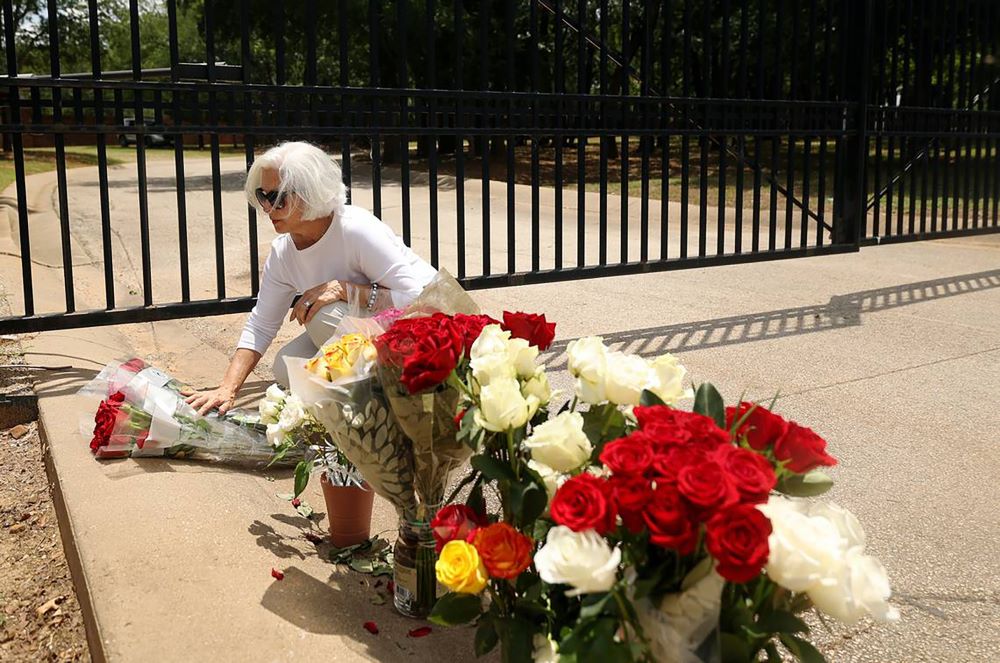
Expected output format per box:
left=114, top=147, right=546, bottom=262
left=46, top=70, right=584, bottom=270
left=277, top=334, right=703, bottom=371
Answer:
left=542, top=269, right=1000, bottom=370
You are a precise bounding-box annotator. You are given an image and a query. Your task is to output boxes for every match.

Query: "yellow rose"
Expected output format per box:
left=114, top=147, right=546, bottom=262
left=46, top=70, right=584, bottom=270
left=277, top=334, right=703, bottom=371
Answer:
left=435, top=540, right=488, bottom=594
left=310, top=334, right=376, bottom=381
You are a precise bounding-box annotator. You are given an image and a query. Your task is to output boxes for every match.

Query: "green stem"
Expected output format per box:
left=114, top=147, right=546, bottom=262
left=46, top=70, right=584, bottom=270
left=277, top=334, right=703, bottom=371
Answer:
left=506, top=429, right=519, bottom=480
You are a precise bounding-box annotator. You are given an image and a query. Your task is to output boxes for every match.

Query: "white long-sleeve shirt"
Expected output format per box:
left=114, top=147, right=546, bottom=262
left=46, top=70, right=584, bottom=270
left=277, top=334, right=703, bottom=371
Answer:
left=237, top=205, right=437, bottom=354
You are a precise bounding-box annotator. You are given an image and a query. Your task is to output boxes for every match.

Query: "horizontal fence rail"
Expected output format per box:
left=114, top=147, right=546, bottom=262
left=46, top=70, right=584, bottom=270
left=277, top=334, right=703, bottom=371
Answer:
left=0, top=0, right=997, bottom=334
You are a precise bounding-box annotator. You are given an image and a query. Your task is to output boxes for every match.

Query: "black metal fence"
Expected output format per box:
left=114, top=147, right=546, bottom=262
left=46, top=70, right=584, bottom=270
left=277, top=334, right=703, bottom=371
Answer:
left=0, top=1, right=997, bottom=334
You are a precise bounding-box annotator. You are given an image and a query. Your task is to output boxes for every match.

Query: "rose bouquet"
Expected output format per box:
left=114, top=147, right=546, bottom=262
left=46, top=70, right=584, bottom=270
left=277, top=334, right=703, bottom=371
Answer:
left=421, top=328, right=897, bottom=663
left=82, top=358, right=300, bottom=465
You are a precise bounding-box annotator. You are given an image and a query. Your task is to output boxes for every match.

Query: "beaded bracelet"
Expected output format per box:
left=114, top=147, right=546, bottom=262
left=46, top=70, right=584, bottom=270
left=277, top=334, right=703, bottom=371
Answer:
left=366, top=282, right=379, bottom=311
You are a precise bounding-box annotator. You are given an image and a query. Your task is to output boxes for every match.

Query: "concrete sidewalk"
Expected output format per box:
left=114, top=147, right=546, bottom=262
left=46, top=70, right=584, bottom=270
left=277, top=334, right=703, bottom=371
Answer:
left=2, top=160, right=1000, bottom=661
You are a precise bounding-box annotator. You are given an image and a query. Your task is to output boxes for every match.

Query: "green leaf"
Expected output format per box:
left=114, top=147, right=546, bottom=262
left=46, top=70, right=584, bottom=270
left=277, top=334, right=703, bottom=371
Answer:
left=579, top=593, right=612, bottom=619
left=581, top=405, right=628, bottom=458
left=755, top=610, right=810, bottom=635
left=429, top=592, right=483, bottom=626
left=471, top=454, right=518, bottom=483
left=681, top=555, right=714, bottom=591
left=776, top=471, right=834, bottom=497
left=720, top=632, right=752, bottom=663
left=494, top=617, right=535, bottom=661
left=693, top=383, right=726, bottom=429
left=510, top=479, right=548, bottom=529
left=275, top=493, right=295, bottom=501
left=295, top=503, right=314, bottom=519
left=780, top=634, right=828, bottom=663
left=466, top=481, right=486, bottom=516
left=349, top=558, right=374, bottom=574
left=764, top=642, right=783, bottom=662
left=639, top=389, right=667, bottom=407
left=474, top=616, right=499, bottom=657
left=531, top=519, right=552, bottom=544
left=293, top=460, right=311, bottom=498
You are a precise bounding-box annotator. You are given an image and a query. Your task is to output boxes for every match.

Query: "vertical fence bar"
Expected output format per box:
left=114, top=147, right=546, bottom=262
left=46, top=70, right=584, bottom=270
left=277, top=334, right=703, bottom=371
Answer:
left=620, top=0, right=630, bottom=264
left=369, top=0, right=382, bottom=217
left=640, top=0, right=652, bottom=263
left=799, top=0, right=815, bottom=247
left=717, top=0, right=729, bottom=255
left=48, top=0, right=75, bottom=311
left=454, top=0, right=466, bottom=278
left=959, top=0, right=971, bottom=230
left=239, top=0, right=258, bottom=296
left=339, top=0, right=352, bottom=204
left=397, top=0, right=411, bottom=247
left=167, top=0, right=191, bottom=302
left=751, top=1, right=763, bottom=253
left=504, top=0, right=515, bottom=273
left=735, top=0, right=748, bottom=254
left=2, top=0, right=33, bottom=315
left=768, top=0, right=781, bottom=251
left=680, top=0, right=690, bottom=258
left=660, top=0, right=672, bottom=261
left=204, top=1, right=225, bottom=299
left=834, top=0, right=870, bottom=248
left=576, top=0, right=588, bottom=267
left=479, top=0, right=490, bottom=275
left=88, top=0, right=114, bottom=308
left=870, top=0, right=885, bottom=238
left=530, top=0, right=540, bottom=272
left=816, top=0, right=832, bottom=247
left=599, top=0, right=609, bottom=265
left=697, top=0, right=709, bottom=257
left=427, top=0, right=439, bottom=268
left=783, top=0, right=799, bottom=249
left=553, top=0, right=565, bottom=270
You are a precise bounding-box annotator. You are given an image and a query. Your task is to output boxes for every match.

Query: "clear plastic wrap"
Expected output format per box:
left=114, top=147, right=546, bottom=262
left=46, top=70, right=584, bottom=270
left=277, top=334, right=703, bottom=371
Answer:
left=81, top=358, right=301, bottom=466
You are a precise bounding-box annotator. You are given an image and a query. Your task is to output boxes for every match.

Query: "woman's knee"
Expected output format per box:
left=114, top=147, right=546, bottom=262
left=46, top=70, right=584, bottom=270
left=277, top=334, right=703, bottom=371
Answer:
left=305, top=301, right=347, bottom=347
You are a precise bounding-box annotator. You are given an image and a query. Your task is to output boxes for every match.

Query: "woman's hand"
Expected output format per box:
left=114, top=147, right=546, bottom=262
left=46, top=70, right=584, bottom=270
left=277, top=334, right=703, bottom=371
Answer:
left=185, top=386, right=237, bottom=416
left=289, top=280, right=346, bottom=325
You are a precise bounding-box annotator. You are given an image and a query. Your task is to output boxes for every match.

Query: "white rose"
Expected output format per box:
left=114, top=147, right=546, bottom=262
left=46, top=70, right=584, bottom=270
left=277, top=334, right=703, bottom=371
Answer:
left=521, top=367, right=553, bottom=406
left=807, top=501, right=867, bottom=550
left=475, top=378, right=539, bottom=432
left=534, top=526, right=621, bottom=596
left=470, top=351, right=517, bottom=387
left=469, top=324, right=510, bottom=360
left=648, top=354, right=691, bottom=405
left=278, top=395, right=306, bottom=430
left=808, top=549, right=900, bottom=624
left=266, top=423, right=287, bottom=448
left=507, top=337, right=539, bottom=379
left=258, top=399, right=281, bottom=424
left=759, top=497, right=846, bottom=592
left=604, top=351, right=654, bottom=406
left=566, top=336, right=608, bottom=404
left=527, top=460, right=565, bottom=503
left=523, top=411, right=593, bottom=473
left=531, top=633, right=559, bottom=663
left=264, top=383, right=286, bottom=402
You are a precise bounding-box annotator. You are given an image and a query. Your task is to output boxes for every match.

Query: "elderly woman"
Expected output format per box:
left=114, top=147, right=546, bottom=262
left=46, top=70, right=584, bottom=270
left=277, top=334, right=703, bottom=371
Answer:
left=186, top=141, right=436, bottom=415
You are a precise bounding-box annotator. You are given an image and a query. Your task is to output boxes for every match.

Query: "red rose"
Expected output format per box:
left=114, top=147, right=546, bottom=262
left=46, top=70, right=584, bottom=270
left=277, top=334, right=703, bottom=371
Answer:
left=550, top=473, right=616, bottom=535
left=501, top=311, right=556, bottom=351
left=712, top=446, right=776, bottom=505
left=677, top=459, right=739, bottom=519
left=635, top=406, right=729, bottom=449
left=399, top=322, right=464, bottom=393
left=469, top=523, right=534, bottom=579
left=90, top=392, right=126, bottom=452
left=773, top=422, right=837, bottom=474
left=375, top=315, right=442, bottom=367
left=430, top=504, right=487, bottom=553
left=705, top=504, right=772, bottom=583
left=599, top=434, right=654, bottom=476
left=650, top=445, right=708, bottom=484
left=643, top=484, right=697, bottom=554
left=726, top=403, right=789, bottom=451
left=452, top=313, right=500, bottom=356
left=610, top=475, right=653, bottom=533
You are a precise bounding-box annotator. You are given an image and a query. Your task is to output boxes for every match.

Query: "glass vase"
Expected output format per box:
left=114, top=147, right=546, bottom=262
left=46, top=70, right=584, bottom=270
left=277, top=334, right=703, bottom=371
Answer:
left=392, top=517, right=437, bottom=618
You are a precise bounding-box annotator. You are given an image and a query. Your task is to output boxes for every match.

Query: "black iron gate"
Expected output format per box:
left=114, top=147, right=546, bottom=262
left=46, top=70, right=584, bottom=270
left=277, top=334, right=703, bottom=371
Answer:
left=0, top=1, right=997, bottom=334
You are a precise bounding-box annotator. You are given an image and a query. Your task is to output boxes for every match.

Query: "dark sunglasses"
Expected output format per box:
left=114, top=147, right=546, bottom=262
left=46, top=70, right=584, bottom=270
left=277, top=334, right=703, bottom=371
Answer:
left=255, top=187, right=287, bottom=210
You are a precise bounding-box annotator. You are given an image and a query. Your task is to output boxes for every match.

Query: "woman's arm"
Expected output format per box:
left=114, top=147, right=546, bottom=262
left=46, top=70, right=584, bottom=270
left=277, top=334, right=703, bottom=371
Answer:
left=184, top=348, right=261, bottom=416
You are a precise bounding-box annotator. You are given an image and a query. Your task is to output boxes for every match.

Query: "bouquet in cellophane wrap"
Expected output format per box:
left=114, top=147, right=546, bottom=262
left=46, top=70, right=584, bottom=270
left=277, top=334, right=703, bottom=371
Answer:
left=81, top=358, right=300, bottom=466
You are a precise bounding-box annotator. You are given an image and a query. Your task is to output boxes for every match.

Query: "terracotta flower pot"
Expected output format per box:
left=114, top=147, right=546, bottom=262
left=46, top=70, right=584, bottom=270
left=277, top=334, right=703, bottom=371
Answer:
left=320, top=473, right=375, bottom=547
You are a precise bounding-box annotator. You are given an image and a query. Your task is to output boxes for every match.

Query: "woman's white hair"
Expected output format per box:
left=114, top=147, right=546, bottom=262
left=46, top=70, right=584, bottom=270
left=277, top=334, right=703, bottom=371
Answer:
left=244, top=141, right=347, bottom=220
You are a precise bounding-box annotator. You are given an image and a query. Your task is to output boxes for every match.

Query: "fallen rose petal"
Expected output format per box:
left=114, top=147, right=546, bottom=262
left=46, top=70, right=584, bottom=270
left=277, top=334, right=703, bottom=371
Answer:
left=271, top=568, right=284, bottom=581
left=304, top=531, right=324, bottom=544
left=363, top=621, right=379, bottom=635
left=291, top=498, right=301, bottom=508
left=387, top=580, right=395, bottom=595
left=408, top=627, right=432, bottom=638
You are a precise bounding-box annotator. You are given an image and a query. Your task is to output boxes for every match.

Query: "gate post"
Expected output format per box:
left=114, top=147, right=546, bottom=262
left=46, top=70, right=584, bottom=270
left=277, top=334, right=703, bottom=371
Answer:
left=834, top=0, right=872, bottom=247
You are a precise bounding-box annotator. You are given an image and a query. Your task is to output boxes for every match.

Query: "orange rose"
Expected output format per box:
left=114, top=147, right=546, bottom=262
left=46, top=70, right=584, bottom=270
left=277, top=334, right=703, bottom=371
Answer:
left=469, top=523, right=533, bottom=580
